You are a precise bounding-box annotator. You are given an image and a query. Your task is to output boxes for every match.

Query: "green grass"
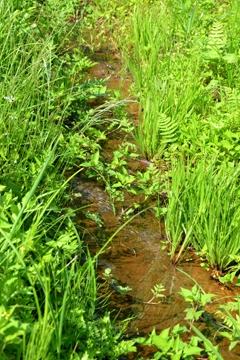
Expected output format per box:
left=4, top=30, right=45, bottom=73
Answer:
left=0, top=1, right=136, bottom=358
left=123, top=4, right=205, bottom=161
left=165, top=158, right=240, bottom=270
left=3, top=0, right=240, bottom=358
left=121, top=1, right=240, bottom=163
left=83, top=1, right=240, bottom=358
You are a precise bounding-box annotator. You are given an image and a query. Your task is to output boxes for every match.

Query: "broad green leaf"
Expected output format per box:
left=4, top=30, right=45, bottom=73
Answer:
left=184, top=346, right=202, bottom=356
left=229, top=340, right=239, bottom=351
left=91, top=150, right=99, bottom=166
left=152, top=335, right=172, bottom=352
left=170, top=354, right=181, bottom=360
left=220, top=139, right=233, bottom=150
left=159, top=327, right=170, bottom=339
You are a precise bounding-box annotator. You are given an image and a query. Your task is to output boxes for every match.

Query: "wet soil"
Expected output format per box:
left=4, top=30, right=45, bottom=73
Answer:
left=71, top=46, right=240, bottom=359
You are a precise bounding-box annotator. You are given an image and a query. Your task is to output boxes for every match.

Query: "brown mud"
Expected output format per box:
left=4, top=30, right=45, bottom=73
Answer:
left=71, top=46, right=240, bottom=359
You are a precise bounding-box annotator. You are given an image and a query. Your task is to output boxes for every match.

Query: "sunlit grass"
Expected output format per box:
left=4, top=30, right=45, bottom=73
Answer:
left=0, top=1, right=136, bottom=358
left=166, top=158, right=240, bottom=270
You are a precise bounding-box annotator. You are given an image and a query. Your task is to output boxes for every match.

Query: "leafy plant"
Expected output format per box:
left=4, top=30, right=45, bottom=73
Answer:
left=144, top=283, right=166, bottom=305
left=179, top=285, right=215, bottom=323
left=217, top=297, right=240, bottom=351
left=0, top=1, right=140, bottom=358
left=102, top=268, right=133, bottom=295
left=135, top=324, right=203, bottom=359
left=191, top=324, right=224, bottom=360
left=81, top=140, right=164, bottom=215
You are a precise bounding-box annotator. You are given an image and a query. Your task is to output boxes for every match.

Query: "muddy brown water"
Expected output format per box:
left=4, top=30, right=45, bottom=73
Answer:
left=71, top=47, right=240, bottom=359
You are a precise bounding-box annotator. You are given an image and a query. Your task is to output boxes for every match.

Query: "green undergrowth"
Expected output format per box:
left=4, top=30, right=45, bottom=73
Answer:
left=84, top=1, right=240, bottom=358
left=84, top=0, right=156, bottom=49
left=0, top=1, right=137, bottom=359
left=135, top=277, right=240, bottom=359
left=3, top=0, right=240, bottom=359
left=122, top=0, right=240, bottom=162
left=87, top=0, right=240, bottom=272
left=165, top=158, right=240, bottom=271
left=90, top=0, right=240, bottom=270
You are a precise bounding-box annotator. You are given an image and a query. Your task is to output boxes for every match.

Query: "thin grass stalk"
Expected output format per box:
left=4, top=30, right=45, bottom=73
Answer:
left=191, top=324, right=224, bottom=360
left=58, top=262, right=75, bottom=356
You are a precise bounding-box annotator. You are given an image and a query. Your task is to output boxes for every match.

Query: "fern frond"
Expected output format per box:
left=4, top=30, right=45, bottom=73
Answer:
left=217, top=298, right=240, bottom=328
left=221, top=87, right=240, bottom=130
left=204, top=21, right=226, bottom=60
left=207, top=21, right=226, bottom=50
left=158, top=113, right=178, bottom=144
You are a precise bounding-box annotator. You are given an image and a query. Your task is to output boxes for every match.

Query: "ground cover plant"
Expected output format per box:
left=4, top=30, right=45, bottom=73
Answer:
left=0, top=0, right=138, bottom=359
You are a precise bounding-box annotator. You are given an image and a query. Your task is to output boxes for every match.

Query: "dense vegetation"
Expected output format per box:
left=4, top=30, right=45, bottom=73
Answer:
left=0, top=1, right=135, bottom=359
left=1, top=0, right=240, bottom=359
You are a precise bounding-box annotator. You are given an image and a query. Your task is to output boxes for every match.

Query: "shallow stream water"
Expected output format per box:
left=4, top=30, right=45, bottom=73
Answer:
left=71, top=46, right=240, bottom=359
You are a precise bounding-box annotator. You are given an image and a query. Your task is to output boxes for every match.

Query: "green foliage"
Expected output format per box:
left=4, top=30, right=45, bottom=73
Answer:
left=191, top=324, right=224, bottom=360
left=3, top=0, right=240, bottom=358
left=86, top=0, right=156, bottom=48
left=81, top=140, right=164, bottom=215
left=144, top=283, right=166, bottom=305
left=0, top=144, right=136, bottom=358
left=136, top=325, right=203, bottom=359
left=0, top=145, right=134, bottom=359
left=179, top=285, right=215, bottom=322
left=0, top=0, right=109, bottom=190
left=136, top=280, right=226, bottom=359
left=0, top=0, right=137, bottom=358
left=123, top=3, right=207, bottom=160
left=102, top=268, right=133, bottom=295
left=217, top=297, right=240, bottom=351
left=165, top=159, right=240, bottom=270
left=116, top=0, right=240, bottom=163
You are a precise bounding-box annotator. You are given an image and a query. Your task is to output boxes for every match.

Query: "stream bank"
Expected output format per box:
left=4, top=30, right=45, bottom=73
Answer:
left=71, top=45, right=240, bottom=359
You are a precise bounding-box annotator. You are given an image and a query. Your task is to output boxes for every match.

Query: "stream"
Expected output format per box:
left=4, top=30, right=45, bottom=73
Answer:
left=71, top=45, right=240, bottom=359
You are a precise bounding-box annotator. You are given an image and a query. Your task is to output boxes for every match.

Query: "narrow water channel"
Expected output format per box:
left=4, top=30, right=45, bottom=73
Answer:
left=71, top=46, right=240, bottom=359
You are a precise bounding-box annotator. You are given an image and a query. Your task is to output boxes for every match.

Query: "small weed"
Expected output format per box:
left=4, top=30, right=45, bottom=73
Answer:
left=144, top=283, right=166, bottom=305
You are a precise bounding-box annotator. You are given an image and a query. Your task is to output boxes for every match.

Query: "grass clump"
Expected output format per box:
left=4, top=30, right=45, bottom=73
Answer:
left=165, top=159, right=240, bottom=270
left=121, top=0, right=240, bottom=163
